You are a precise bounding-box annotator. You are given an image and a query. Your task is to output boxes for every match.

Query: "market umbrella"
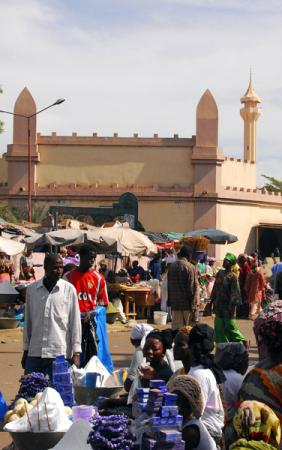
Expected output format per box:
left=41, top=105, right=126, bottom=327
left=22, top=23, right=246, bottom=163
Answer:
left=0, top=236, right=26, bottom=256
left=184, top=228, right=238, bottom=244
left=143, top=232, right=174, bottom=248
left=97, top=222, right=157, bottom=255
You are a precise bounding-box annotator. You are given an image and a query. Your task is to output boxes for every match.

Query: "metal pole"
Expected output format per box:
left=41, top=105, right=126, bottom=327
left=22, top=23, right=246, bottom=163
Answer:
left=27, top=116, right=32, bottom=222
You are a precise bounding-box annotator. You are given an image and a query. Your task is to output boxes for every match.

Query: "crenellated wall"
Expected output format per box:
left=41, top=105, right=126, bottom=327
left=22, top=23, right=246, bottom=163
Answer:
left=221, top=157, right=256, bottom=190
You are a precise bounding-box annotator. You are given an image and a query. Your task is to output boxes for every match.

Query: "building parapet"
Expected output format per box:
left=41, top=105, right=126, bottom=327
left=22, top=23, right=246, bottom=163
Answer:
left=224, top=156, right=255, bottom=165
left=222, top=186, right=282, bottom=204
left=36, top=133, right=196, bottom=148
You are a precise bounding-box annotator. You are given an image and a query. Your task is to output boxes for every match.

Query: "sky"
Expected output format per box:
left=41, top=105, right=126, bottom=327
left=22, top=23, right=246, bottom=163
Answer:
left=1, top=0, right=282, bottom=185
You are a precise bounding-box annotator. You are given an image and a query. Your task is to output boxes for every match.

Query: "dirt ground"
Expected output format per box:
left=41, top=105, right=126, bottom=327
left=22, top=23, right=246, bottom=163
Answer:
left=0, top=317, right=258, bottom=448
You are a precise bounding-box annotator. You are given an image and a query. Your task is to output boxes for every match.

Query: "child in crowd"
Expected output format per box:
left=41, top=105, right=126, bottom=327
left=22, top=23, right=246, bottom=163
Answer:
left=170, top=375, right=216, bottom=450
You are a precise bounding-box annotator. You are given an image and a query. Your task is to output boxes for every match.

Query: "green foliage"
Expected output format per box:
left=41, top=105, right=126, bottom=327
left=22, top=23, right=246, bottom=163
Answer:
left=0, top=206, right=18, bottom=223
left=262, top=175, right=282, bottom=193
left=0, top=203, right=48, bottom=225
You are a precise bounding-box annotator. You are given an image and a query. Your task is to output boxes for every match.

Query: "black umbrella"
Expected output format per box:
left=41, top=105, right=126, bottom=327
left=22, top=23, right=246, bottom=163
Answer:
left=184, top=229, right=238, bottom=244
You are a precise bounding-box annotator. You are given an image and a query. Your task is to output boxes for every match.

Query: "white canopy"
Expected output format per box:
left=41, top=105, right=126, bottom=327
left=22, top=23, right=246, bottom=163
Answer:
left=97, top=222, right=157, bottom=256
left=0, top=236, right=25, bottom=256
left=23, top=224, right=157, bottom=256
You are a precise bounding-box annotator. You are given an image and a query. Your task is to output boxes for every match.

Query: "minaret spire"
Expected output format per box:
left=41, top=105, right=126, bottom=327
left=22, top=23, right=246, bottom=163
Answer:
left=240, top=73, right=261, bottom=162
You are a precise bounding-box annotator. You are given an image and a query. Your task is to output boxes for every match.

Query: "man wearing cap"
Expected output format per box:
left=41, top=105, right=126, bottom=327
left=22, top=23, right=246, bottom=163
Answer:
left=211, top=253, right=246, bottom=344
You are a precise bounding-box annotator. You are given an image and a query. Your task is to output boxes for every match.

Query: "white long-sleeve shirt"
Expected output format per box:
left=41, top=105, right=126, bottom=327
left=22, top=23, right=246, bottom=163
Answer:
left=23, top=278, right=82, bottom=359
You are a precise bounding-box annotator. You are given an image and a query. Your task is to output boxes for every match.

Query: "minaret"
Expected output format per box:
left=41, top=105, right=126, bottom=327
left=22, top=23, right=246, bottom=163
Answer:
left=240, top=73, right=261, bottom=162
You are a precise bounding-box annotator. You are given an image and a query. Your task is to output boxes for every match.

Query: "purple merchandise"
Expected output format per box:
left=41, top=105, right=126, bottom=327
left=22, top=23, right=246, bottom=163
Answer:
left=149, top=380, right=166, bottom=388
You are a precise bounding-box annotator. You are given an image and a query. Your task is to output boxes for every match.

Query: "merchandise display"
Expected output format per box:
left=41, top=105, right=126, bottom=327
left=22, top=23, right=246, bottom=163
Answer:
left=53, top=355, right=75, bottom=407
left=134, top=380, right=185, bottom=450
left=4, top=387, right=72, bottom=432
left=87, top=415, right=134, bottom=450
left=14, top=372, right=50, bottom=403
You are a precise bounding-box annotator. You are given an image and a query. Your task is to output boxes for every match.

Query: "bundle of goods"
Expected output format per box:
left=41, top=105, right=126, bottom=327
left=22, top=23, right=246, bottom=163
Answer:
left=134, top=380, right=185, bottom=450
left=52, top=355, right=74, bottom=407
left=13, top=372, right=50, bottom=404
left=4, top=387, right=72, bottom=432
left=4, top=392, right=72, bottom=425
left=179, top=236, right=209, bottom=252
left=87, top=414, right=134, bottom=450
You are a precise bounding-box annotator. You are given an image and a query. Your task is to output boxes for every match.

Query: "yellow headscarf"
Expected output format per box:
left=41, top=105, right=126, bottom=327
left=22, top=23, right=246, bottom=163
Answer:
left=231, top=400, right=281, bottom=450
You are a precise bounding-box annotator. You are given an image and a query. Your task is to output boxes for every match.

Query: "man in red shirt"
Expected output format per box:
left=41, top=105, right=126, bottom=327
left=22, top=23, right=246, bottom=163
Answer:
left=66, top=244, right=109, bottom=366
left=66, top=245, right=109, bottom=313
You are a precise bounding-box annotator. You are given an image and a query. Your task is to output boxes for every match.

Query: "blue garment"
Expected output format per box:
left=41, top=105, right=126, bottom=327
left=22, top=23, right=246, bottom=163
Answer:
left=25, top=356, right=54, bottom=379
left=94, top=306, right=114, bottom=373
left=149, top=259, right=161, bottom=280
left=271, top=262, right=282, bottom=276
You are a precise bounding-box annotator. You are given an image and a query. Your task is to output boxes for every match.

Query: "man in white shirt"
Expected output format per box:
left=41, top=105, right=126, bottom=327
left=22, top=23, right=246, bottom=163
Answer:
left=22, top=253, right=82, bottom=378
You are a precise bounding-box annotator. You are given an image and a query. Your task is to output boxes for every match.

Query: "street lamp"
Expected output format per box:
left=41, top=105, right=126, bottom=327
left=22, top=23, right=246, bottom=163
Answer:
left=0, top=98, right=65, bottom=222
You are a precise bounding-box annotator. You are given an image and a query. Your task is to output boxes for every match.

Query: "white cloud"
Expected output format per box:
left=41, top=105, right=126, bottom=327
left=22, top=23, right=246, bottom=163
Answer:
left=0, top=0, right=281, bottom=184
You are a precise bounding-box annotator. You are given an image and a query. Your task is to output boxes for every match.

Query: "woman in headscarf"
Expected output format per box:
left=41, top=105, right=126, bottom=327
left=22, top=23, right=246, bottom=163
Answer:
left=253, top=300, right=282, bottom=361
left=170, top=375, right=216, bottom=450
left=188, top=323, right=225, bottom=445
left=211, top=253, right=246, bottom=344
left=139, top=329, right=174, bottom=387
left=205, top=257, right=218, bottom=299
left=245, top=258, right=267, bottom=320
left=215, top=342, right=249, bottom=423
left=230, top=400, right=281, bottom=450
left=239, top=302, right=282, bottom=421
left=124, top=323, right=153, bottom=392
left=215, top=342, right=249, bottom=448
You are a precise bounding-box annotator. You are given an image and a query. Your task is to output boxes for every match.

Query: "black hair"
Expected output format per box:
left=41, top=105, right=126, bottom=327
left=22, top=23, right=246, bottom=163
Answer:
left=62, top=263, right=77, bottom=276
left=78, top=244, right=96, bottom=258
left=44, top=253, right=63, bottom=270
left=145, top=329, right=175, bottom=352
left=179, top=245, right=193, bottom=259
left=189, top=324, right=226, bottom=384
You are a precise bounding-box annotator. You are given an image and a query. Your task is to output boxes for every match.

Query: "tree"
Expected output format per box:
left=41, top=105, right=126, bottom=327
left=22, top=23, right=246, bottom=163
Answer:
left=262, top=175, right=282, bottom=193
left=0, top=85, right=3, bottom=134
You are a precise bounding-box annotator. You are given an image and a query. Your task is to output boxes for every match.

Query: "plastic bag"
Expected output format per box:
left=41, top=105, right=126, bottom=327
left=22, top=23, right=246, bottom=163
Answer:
left=4, top=387, right=72, bottom=432
left=84, top=356, right=116, bottom=387
left=0, top=392, right=7, bottom=421
left=94, top=306, right=114, bottom=373
left=71, top=356, right=117, bottom=388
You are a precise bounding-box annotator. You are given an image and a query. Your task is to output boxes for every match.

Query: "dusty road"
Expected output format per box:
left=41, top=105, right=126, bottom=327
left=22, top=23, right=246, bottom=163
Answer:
left=0, top=317, right=258, bottom=448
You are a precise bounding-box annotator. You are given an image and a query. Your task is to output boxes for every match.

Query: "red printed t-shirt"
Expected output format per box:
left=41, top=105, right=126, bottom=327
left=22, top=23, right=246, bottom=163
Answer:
left=66, top=269, right=109, bottom=313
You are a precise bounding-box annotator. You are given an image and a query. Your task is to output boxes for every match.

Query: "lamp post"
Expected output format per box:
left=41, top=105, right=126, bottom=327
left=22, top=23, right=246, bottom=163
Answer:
left=0, top=98, right=65, bottom=222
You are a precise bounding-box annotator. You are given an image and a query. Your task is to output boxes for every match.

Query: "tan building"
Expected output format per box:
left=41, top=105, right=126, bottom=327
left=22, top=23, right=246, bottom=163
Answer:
left=0, top=79, right=282, bottom=260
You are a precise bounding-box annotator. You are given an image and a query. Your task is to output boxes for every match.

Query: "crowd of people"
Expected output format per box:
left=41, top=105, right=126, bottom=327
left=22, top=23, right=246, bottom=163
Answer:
left=2, top=242, right=282, bottom=449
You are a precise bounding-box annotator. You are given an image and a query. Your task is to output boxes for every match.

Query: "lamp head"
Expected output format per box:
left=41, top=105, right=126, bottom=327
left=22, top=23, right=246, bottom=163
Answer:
left=53, top=99, right=65, bottom=105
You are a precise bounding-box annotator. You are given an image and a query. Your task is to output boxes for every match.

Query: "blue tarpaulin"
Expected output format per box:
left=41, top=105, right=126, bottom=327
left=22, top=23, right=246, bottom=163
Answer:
left=94, top=306, right=114, bottom=373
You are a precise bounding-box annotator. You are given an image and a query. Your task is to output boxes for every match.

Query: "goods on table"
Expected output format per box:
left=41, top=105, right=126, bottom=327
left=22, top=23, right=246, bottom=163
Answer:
left=134, top=380, right=185, bottom=450
left=14, top=372, right=50, bottom=403
left=53, top=355, right=74, bottom=407
left=4, top=387, right=72, bottom=432
left=87, top=415, right=134, bottom=450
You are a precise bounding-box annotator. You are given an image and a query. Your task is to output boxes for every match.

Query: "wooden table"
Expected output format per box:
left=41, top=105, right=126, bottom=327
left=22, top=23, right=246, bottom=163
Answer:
left=121, top=287, right=152, bottom=320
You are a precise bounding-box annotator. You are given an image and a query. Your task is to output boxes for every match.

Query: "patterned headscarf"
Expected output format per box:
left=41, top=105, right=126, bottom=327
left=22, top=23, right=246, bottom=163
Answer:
left=231, top=400, right=281, bottom=450
left=215, top=342, right=247, bottom=371
left=254, top=300, right=282, bottom=358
